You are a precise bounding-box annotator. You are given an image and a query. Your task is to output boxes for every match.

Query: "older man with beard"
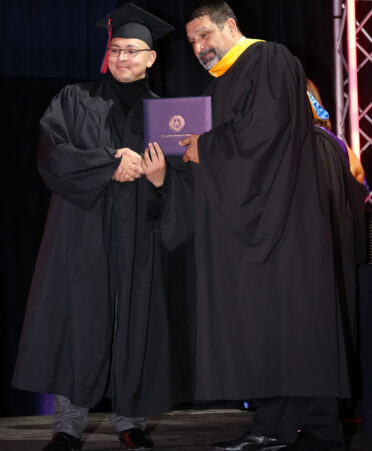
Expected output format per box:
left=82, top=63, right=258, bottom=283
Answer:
left=163, top=1, right=353, bottom=450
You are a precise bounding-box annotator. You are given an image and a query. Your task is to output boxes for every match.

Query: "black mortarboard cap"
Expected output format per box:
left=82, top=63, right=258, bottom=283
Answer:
left=96, top=2, right=175, bottom=49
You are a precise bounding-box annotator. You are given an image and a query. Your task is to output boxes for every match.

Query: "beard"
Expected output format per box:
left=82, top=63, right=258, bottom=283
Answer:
left=198, top=47, right=227, bottom=70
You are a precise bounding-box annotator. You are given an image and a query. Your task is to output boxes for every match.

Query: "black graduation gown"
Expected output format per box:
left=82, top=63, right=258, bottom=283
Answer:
left=12, top=77, right=193, bottom=416
left=313, top=126, right=366, bottom=362
left=164, top=42, right=352, bottom=400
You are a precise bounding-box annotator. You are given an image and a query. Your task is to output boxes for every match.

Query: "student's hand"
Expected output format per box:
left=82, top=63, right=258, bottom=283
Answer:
left=112, top=147, right=143, bottom=182
left=141, top=143, right=167, bottom=188
left=180, top=134, right=200, bottom=164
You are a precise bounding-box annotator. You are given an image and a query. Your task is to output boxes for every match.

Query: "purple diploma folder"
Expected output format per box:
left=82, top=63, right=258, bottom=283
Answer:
left=143, top=96, right=212, bottom=157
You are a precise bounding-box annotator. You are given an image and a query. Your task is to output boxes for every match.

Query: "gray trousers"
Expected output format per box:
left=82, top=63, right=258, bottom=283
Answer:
left=52, top=395, right=146, bottom=439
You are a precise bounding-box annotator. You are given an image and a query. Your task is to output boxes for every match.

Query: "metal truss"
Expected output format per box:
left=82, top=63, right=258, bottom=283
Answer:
left=333, top=0, right=372, bottom=157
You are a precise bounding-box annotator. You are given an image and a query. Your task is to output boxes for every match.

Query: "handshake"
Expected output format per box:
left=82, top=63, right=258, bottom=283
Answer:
left=112, top=142, right=165, bottom=188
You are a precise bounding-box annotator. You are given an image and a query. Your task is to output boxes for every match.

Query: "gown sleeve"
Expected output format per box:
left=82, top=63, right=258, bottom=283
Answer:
left=160, top=157, right=195, bottom=250
left=37, top=84, right=120, bottom=210
left=197, top=43, right=314, bottom=263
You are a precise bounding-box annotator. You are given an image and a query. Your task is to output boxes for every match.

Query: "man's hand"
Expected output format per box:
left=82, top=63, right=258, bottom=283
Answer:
left=141, top=142, right=166, bottom=188
left=180, top=134, right=200, bottom=164
left=112, top=147, right=144, bottom=182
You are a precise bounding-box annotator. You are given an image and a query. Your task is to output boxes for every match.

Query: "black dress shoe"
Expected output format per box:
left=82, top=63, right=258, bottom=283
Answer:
left=119, top=428, right=153, bottom=450
left=282, top=433, right=346, bottom=451
left=42, top=432, right=81, bottom=451
left=213, top=432, right=288, bottom=450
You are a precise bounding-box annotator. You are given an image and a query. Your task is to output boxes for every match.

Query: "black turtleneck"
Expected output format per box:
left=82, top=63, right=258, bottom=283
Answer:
left=108, top=73, right=149, bottom=112
left=108, top=74, right=150, bottom=145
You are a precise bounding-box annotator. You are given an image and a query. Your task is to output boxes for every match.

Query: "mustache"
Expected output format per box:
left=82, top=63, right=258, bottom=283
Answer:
left=198, top=49, right=215, bottom=60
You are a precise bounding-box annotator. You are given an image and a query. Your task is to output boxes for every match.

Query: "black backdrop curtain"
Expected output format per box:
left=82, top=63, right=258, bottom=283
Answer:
left=1, top=0, right=336, bottom=101
left=1, top=0, right=369, bottom=417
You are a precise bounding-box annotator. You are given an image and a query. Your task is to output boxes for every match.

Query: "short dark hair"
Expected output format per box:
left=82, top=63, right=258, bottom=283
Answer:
left=186, top=0, right=240, bottom=31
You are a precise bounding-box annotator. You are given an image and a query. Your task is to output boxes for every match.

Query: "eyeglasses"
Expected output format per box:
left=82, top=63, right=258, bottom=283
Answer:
left=107, top=48, right=151, bottom=58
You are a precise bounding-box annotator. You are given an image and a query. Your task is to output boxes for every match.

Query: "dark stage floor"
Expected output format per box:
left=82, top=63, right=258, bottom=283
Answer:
left=1, top=409, right=372, bottom=451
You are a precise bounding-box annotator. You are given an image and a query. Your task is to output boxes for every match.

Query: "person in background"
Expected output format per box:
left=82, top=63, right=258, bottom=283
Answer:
left=306, top=79, right=367, bottom=405
left=306, top=78, right=366, bottom=185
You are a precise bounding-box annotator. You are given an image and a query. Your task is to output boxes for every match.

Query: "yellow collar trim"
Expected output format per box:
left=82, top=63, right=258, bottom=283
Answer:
left=209, top=38, right=265, bottom=78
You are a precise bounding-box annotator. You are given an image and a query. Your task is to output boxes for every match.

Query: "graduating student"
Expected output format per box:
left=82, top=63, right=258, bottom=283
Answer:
left=11, top=4, right=193, bottom=450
